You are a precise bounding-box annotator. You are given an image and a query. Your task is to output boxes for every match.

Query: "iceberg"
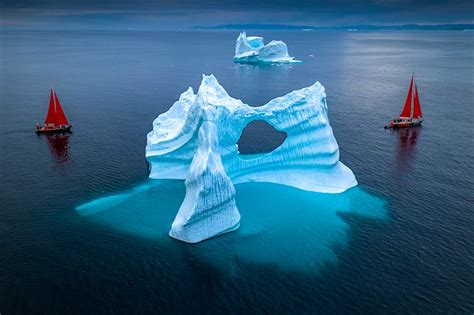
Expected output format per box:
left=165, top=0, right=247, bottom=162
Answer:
left=234, top=32, right=301, bottom=64
left=168, top=118, right=241, bottom=243
left=146, top=75, right=357, bottom=243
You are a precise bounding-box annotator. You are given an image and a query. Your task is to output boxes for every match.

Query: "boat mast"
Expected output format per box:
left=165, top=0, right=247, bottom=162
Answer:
left=400, top=75, right=414, bottom=119
left=411, top=74, right=415, bottom=119
left=52, top=84, right=56, bottom=114
left=53, top=88, right=69, bottom=126
left=413, top=80, right=423, bottom=119
left=45, top=85, right=56, bottom=126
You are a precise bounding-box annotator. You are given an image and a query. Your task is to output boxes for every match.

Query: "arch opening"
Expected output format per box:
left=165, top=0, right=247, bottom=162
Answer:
left=237, top=120, right=287, bottom=155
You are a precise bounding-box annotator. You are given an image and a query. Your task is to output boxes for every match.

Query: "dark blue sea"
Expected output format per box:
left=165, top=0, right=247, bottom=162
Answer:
left=1, top=30, right=473, bottom=314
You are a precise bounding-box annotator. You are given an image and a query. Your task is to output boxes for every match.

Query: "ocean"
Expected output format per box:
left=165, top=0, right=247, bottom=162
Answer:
left=0, top=30, right=473, bottom=313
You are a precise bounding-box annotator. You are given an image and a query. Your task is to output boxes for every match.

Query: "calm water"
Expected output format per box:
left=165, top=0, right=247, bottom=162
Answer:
left=1, top=30, right=473, bottom=313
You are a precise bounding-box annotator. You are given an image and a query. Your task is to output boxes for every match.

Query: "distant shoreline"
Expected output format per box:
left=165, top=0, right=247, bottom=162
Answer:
left=2, top=24, right=473, bottom=32
left=195, top=23, right=474, bottom=31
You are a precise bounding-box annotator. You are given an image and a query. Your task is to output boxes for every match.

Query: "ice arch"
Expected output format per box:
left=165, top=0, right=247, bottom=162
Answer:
left=146, top=74, right=357, bottom=243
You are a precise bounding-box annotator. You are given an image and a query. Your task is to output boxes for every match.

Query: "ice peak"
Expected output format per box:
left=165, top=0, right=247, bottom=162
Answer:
left=179, top=87, right=195, bottom=101
left=196, top=74, right=231, bottom=107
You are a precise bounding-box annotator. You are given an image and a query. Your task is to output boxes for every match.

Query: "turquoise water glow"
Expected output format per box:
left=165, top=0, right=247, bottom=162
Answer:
left=77, top=180, right=388, bottom=273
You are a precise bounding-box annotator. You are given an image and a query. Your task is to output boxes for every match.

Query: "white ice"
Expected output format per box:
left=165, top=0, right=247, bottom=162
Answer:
left=146, top=74, right=357, bottom=243
left=234, top=32, right=301, bottom=64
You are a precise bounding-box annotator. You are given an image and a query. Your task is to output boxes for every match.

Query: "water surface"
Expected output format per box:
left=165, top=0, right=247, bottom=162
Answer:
left=1, top=30, right=473, bottom=313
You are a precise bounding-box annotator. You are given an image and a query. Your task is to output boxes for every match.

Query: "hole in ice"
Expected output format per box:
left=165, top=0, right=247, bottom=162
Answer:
left=237, top=120, right=287, bottom=155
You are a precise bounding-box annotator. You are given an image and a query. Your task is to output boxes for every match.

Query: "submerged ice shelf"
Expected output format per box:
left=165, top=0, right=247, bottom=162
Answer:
left=146, top=74, right=357, bottom=243
left=76, top=182, right=387, bottom=273
left=234, top=32, right=301, bottom=64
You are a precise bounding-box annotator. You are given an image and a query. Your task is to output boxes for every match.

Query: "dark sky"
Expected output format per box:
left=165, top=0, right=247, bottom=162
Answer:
left=1, top=0, right=473, bottom=29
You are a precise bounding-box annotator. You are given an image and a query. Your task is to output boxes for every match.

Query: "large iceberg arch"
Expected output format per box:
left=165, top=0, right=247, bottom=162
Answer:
left=146, top=75, right=357, bottom=243
left=234, top=32, right=301, bottom=64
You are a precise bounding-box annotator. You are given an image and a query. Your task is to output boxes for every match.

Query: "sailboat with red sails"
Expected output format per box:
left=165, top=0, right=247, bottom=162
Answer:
left=385, top=74, right=423, bottom=129
left=36, top=87, right=72, bottom=133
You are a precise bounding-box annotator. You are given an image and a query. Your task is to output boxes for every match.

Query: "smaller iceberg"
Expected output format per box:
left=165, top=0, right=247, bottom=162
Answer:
left=234, top=32, right=301, bottom=64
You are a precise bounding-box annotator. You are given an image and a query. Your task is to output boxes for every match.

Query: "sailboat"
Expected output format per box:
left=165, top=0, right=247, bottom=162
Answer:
left=385, top=75, right=423, bottom=129
left=36, top=87, right=72, bottom=133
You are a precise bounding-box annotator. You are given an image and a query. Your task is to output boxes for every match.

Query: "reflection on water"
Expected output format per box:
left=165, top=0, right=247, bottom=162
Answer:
left=43, top=133, right=71, bottom=165
left=76, top=180, right=388, bottom=274
left=395, top=127, right=421, bottom=174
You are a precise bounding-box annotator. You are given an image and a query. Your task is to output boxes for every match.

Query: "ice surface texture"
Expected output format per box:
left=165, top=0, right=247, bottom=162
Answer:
left=234, top=32, right=301, bottom=64
left=146, top=75, right=357, bottom=243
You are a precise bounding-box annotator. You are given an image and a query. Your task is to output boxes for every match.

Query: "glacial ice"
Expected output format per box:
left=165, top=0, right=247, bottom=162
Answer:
left=168, top=118, right=241, bottom=243
left=234, top=32, right=301, bottom=64
left=146, top=74, right=357, bottom=243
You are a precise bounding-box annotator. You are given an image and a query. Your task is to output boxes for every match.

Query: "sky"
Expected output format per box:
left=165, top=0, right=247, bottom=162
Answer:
left=1, top=0, right=473, bottom=30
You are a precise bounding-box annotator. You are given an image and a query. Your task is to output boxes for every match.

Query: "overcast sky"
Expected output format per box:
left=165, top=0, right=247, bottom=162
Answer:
left=1, top=0, right=473, bottom=30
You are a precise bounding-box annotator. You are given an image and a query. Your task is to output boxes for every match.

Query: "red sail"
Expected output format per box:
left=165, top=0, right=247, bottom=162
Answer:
left=413, top=84, right=423, bottom=118
left=54, top=91, right=69, bottom=126
left=400, top=76, right=413, bottom=118
left=44, top=89, right=56, bottom=125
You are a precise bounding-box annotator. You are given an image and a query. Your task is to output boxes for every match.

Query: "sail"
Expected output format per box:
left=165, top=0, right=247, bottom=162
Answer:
left=54, top=91, right=69, bottom=126
left=400, top=76, right=413, bottom=118
left=413, top=84, right=423, bottom=118
left=44, top=89, right=56, bottom=125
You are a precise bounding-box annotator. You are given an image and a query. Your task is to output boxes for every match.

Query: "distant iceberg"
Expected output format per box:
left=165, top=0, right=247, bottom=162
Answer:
left=234, top=32, right=301, bottom=64
left=146, top=75, right=356, bottom=243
